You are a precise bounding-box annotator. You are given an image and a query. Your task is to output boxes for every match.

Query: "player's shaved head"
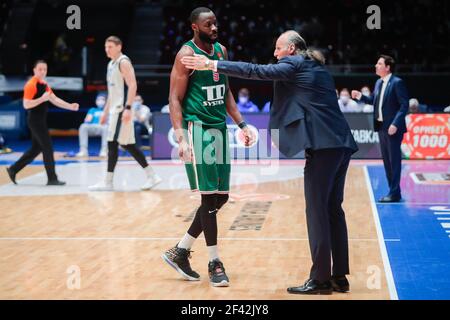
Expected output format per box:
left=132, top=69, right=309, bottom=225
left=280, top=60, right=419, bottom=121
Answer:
left=190, top=7, right=213, bottom=24
left=190, top=7, right=218, bottom=45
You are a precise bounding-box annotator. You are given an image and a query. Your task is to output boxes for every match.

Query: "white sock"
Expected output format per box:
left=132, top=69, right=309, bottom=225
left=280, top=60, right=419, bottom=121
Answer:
left=144, top=165, right=155, bottom=178
left=178, top=233, right=196, bottom=250
left=106, top=172, right=114, bottom=184
left=207, top=245, right=219, bottom=262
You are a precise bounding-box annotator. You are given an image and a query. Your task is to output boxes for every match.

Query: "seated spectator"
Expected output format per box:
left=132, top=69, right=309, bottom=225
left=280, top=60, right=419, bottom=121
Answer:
left=236, top=88, right=259, bottom=113
left=444, top=106, right=450, bottom=113
left=133, top=94, right=152, bottom=149
left=76, top=93, right=108, bottom=157
left=338, top=88, right=360, bottom=113
left=160, top=103, right=170, bottom=113
left=359, top=86, right=374, bottom=113
left=0, top=132, right=12, bottom=154
left=409, top=98, right=428, bottom=113
left=262, top=101, right=270, bottom=113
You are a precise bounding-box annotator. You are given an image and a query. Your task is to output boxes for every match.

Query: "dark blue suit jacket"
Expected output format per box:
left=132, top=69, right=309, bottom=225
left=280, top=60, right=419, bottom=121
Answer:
left=217, top=55, right=358, bottom=157
left=359, top=75, right=409, bottom=133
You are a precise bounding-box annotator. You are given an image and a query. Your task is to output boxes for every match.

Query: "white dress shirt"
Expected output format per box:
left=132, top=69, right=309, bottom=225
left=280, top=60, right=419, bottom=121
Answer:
left=377, top=73, right=392, bottom=122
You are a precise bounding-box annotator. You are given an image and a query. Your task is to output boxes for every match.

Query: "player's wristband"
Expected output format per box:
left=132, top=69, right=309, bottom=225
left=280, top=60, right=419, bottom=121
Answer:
left=238, top=121, right=248, bottom=129
left=125, top=105, right=131, bottom=110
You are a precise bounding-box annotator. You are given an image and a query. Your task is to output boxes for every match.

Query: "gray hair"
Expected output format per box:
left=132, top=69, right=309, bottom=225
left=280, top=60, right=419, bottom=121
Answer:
left=282, top=30, right=325, bottom=65
left=283, top=30, right=308, bottom=53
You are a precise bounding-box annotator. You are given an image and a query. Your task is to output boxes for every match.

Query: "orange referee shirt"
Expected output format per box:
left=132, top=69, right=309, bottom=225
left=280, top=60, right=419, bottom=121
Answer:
left=23, top=76, right=53, bottom=100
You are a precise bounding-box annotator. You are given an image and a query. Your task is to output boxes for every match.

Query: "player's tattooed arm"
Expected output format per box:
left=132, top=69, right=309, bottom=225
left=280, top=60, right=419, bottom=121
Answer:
left=169, top=45, right=194, bottom=161
left=221, top=45, right=244, bottom=125
left=222, top=45, right=255, bottom=147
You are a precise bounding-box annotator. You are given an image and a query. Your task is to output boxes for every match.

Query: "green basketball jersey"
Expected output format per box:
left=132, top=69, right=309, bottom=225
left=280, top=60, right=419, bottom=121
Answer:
left=182, top=40, right=228, bottom=128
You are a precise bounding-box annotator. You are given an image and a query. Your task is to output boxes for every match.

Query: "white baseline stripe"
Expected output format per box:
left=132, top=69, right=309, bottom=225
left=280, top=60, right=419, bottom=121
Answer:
left=363, top=166, right=399, bottom=300
left=0, top=237, right=397, bottom=242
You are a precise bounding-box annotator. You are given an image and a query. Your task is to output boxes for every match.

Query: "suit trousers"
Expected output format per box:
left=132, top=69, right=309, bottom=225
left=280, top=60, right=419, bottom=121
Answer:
left=304, top=147, right=352, bottom=282
left=378, top=129, right=403, bottom=197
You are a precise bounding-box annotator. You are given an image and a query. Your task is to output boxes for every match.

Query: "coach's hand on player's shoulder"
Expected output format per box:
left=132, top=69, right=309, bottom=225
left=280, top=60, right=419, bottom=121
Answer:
left=122, top=109, right=132, bottom=123
left=178, top=140, right=192, bottom=163
left=181, top=54, right=212, bottom=71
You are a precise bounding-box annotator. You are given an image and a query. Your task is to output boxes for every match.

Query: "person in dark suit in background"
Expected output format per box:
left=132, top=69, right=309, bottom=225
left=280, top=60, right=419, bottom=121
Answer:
left=182, top=30, right=358, bottom=295
left=352, top=55, right=409, bottom=202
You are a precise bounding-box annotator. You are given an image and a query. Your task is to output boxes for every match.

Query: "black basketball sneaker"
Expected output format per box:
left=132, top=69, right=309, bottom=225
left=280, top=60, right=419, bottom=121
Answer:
left=208, top=259, right=229, bottom=287
left=162, top=245, right=200, bottom=281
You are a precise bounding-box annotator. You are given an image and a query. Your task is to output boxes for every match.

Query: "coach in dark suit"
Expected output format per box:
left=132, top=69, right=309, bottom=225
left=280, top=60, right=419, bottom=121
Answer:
left=352, top=55, right=409, bottom=202
left=182, top=30, right=358, bottom=295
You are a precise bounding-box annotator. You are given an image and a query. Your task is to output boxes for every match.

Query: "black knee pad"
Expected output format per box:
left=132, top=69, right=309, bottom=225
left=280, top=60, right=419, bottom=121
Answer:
left=200, top=194, right=218, bottom=214
left=216, top=194, right=229, bottom=210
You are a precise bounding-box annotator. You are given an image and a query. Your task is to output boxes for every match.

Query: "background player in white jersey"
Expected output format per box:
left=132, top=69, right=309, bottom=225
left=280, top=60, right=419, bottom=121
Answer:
left=89, top=36, right=161, bottom=191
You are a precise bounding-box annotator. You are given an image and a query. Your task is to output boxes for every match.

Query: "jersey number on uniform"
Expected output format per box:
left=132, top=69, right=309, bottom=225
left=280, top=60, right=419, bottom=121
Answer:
left=213, top=72, right=220, bottom=82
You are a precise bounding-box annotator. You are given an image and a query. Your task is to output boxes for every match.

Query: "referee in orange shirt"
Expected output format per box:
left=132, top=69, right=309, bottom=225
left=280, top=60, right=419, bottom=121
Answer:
left=6, top=60, right=79, bottom=185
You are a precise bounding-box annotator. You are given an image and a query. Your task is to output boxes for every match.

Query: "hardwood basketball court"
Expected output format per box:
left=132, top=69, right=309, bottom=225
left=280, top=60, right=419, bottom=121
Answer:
left=0, top=160, right=392, bottom=299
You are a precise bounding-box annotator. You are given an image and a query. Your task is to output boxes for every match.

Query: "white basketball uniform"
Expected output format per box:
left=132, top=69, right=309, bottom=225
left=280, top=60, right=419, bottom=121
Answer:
left=106, top=54, right=135, bottom=145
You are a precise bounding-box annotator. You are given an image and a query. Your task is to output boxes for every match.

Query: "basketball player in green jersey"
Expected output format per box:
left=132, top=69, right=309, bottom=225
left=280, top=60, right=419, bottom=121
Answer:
left=162, top=7, right=255, bottom=287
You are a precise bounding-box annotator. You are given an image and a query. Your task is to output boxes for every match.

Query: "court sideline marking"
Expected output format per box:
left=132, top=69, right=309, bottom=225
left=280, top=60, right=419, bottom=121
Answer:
left=363, top=166, right=399, bottom=300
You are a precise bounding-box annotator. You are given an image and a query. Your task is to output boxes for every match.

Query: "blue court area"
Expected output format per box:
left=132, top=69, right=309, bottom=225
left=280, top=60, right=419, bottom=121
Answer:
left=367, top=163, right=450, bottom=300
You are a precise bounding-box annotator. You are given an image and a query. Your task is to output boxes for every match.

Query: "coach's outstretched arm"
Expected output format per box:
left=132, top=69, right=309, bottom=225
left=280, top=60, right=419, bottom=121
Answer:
left=351, top=89, right=375, bottom=105
left=168, top=46, right=194, bottom=162
left=182, top=54, right=296, bottom=81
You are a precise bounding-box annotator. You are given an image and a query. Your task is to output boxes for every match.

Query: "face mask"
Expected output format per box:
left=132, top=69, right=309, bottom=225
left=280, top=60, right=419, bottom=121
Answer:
left=340, top=96, right=350, bottom=104
left=132, top=101, right=141, bottom=109
left=362, top=90, right=371, bottom=97
left=239, top=96, right=249, bottom=105
left=96, top=98, right=105, bottom=109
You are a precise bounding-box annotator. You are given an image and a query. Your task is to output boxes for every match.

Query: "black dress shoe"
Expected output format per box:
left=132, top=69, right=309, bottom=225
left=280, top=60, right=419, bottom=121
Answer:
left=287, top=279, right=333, bottom=295
left=47, top=180, right=66, bottom=186
left=379, top=195, right=401, bottom=203
left=6, top=167, right=16, bottom=184
left=330, top=276, right=350, bottom=293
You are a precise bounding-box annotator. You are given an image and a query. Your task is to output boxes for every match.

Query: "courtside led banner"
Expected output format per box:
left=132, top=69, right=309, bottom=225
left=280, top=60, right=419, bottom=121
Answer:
left=402, top=114, right=450, bottom=160
left=152, top=113, right=450, bottom=160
